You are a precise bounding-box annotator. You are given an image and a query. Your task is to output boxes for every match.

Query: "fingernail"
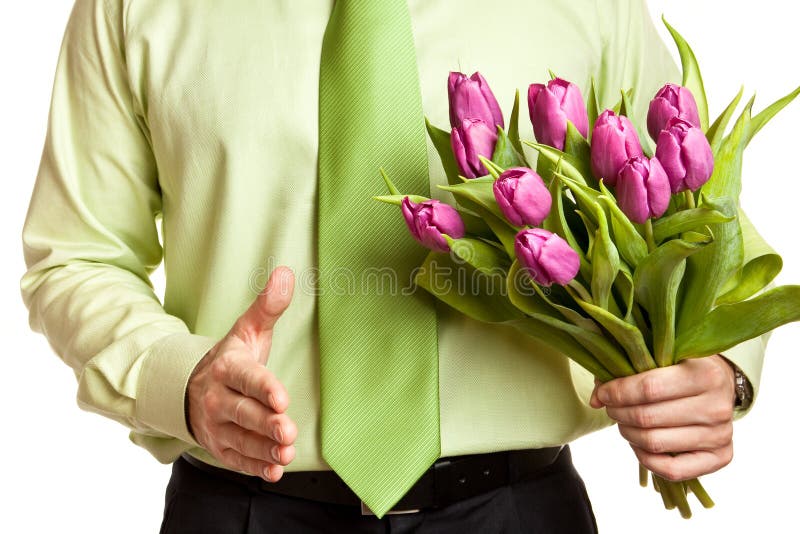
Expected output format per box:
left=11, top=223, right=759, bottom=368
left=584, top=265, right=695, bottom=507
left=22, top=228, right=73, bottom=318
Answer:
left=598, top=389, right=610, bottom=404
left=268, top=393, right=277, bottom=409
left=274, top=425, right=284, bottom=443
left=271, top=445, right=281, bottom=462
left=263, top=467, right=272, bottom=482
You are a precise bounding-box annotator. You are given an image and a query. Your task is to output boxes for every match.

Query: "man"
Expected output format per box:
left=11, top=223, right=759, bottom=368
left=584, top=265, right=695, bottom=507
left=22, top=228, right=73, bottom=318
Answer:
left=21, top=0, right=764, bottom=532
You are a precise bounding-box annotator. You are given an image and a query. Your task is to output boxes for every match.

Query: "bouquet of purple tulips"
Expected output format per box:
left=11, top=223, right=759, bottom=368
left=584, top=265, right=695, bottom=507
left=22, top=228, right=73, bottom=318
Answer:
left=376, top=19, right=800, bottom=517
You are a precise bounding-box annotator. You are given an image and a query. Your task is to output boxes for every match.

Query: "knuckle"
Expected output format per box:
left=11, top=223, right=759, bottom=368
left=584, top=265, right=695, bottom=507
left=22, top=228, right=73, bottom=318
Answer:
left=202, top=391, right=221, bottom=416
left=210, top=357, right=229, bottom=382
left=704, top=361, right=727, bottom=387
left=231, top=429, right=247, bottom=453
left=632, top=408, right=654, bottom=428
left=232, top=397, right=248, bottom=426
left=643, top=432, right=665, bottom=454
left=640, top=376, right=661, bottom=403
left=709, top=401, right=733, bottom=424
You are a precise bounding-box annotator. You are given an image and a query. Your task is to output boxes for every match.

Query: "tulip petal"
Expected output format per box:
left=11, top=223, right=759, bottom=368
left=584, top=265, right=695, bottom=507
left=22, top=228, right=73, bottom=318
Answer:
left=450, top=126, right=474, bottom=178
left=539, top=233, right=581, bottom=285
left=533, top=89, right=568, bottom=150
left=680, top=127, right=714, bottom=190
left=645, top=158, right=671, bottom=218
left=656, top=129, right=687, bottom=192
left=617, top=165, right=650, bottom=224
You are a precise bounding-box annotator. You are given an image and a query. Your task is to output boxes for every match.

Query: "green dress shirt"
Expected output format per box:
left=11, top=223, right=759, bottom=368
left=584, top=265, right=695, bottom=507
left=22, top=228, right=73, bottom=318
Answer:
left=21, top=0, right=767, bottom=472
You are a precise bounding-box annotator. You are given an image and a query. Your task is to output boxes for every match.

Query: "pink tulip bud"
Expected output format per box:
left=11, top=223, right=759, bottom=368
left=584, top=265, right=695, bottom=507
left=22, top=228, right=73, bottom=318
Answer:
left=451, top=118, right=498, bottom=179
left=647, top=83, right=702, bottom=141
left=448, top=71, right=504, bottom=129
left=401, top=197, right=465, bottom=252
left=514, top=228, right=580, bottom=286
left=655, top=117, right=714, bottom=193
left=590, top=110, right=643, bottom=185
left=493, top=167, right=552, bottom=226
left=616, top=156, right=671, bottom=224
left=528, top=78, right=589, bottom=150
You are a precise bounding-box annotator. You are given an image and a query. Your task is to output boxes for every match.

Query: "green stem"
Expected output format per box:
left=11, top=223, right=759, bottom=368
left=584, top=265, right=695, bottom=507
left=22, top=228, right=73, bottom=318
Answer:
left=683, top=190, right=696, bottom=209
left=686, top=478, right=715, bottom=509
left=658, top=476, right=692, bottom=519
left=644, top=218, right=657, bottom=253
left=639, top=464, right=648, bottom=487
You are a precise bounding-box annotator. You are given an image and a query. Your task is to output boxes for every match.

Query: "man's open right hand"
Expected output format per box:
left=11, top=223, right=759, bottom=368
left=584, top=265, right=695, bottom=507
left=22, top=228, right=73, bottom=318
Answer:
left=187, top=267, right=297, bottom=483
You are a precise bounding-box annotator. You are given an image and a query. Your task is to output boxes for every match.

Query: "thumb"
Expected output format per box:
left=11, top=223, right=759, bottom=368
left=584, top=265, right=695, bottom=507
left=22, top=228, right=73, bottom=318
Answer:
left=231, top=266, right=295, bottom=361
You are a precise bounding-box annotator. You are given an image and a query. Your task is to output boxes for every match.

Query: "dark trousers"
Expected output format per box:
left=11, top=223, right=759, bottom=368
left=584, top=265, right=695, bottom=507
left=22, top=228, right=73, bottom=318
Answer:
left=159, top=446, right=598, bottom=533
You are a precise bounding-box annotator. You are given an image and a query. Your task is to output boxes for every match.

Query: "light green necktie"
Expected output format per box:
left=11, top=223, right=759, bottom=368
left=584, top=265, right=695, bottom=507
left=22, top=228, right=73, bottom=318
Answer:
left=317, top=0, right=440, bottom=519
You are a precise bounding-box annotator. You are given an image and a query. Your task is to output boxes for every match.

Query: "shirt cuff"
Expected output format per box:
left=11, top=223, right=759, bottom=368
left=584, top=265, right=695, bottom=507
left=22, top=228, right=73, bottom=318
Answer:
left=719, top=334, right=767, bottom=420
left=136, top=332, right=217, bottom=446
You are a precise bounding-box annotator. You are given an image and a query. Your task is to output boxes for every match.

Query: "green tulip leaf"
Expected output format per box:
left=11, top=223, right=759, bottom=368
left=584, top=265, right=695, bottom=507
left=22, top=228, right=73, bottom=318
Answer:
left=652, top=208, right=734, bottom=243
left=574, top=297, right=656, bottom=373
left=439, top=177, right=504, bottom=220
left=706, top=86, right=744, bottom=153
left=675, top=285, right=800, bottom=360
left=680, top=101, right=751, bottom=332
left=587, top=78, right=600, bottom=134
left=507, top=317, right=615, bottom=382
left=746, top=84, right=800, bottom=147
left=531, top=282, right=602, bottom=334
left=491, top=127, right=524, bottom=170
left=373, top=194, right=428, bottom=206
left=715, top=253, right=782, bottom=306
left=508, top=89, right=526, bottom=160
left=524, top=141, right=590, bottom=186
left=635, top=239, right=707, bottom=367
left=543, top=178, right=591, bottom=279
left=459, top=208, right=496, bottom=240
left=563, top=121, right=597, bottom=188
left=415, top=250, right=522, bottom=323
left=444, top=236, right=511, bottom=274
left=425, top=118, right=461, bottom=186
left=523, top=310, right=636, bottom=378
left=507, top=260, right=561, bottom=318
left=590, top=207, right=622, bottom=313
left=662, top=17, right=710, bottom=131
left=575, top=210, right=596, bottom=259
left=613, top=270, right=636, bottom=324
left=598, top=188, right=648, bottom=268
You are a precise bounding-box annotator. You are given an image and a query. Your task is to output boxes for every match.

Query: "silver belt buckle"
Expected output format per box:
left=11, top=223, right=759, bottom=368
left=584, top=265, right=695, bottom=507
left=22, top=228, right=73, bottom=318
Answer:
left=360, top=500, right=420, bottom=515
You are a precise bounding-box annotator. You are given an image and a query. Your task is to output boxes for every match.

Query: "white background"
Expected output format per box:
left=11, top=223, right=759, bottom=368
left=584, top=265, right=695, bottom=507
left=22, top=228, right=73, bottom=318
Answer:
left=1, top=1, right=797, bottom=532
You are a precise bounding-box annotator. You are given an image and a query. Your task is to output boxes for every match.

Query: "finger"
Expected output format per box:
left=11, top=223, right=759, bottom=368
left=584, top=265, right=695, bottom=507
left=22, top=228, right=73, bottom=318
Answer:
left=630, top=443, right=733, bottom=481
left=218, top=448, right=285, bottom=482
left=606, top=393, right=732, bottom=428
left=232, top=266, right=295, bottom=360
left=222, top=359, right=290, bottom=413
left=589, top=380, right=603, bottom=409
left=217, top=423, right=297, bottom=466
left=595, top=365, right=705, bottom=407
left=217, top=393, right=298, bottom=444
left=618, top=422, right=733, bottom=454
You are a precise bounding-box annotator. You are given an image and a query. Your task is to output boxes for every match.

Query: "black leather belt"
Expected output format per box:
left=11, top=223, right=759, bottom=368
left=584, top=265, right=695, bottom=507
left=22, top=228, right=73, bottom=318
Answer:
left=180, top=445, right=566, bottom=515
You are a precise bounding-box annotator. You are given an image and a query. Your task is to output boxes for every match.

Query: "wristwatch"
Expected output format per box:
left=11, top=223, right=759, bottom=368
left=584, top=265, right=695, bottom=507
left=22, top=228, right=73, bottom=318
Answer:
left=732, top=364, right=754, bottom=412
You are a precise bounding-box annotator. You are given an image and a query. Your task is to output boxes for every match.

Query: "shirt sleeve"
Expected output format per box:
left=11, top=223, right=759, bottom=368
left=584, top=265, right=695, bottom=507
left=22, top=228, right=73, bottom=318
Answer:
left=594, top=0, right=767, bottom=417
left=20, top=0, right=217, bottom=462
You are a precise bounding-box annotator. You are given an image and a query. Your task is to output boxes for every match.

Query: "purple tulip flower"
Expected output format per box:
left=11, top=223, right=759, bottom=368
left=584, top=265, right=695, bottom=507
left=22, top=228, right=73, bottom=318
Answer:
left=528, top=78, right=589, bottom=150
left=655, top=117, right=714, bottom=193
left=451, top=118, right=498, bottom=178
left=647, top=83, right=702, bottom=141
left=590, top=110, right=643, bottom=185
left=401, top=197, right=465, bottom=252
left=493, top=167, right=552, bottom=226
left=514, top=228, right=580, bottom=286
left=448, top=71, right=505, bottom=129
left=616, top=156, right=671, bottom=224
